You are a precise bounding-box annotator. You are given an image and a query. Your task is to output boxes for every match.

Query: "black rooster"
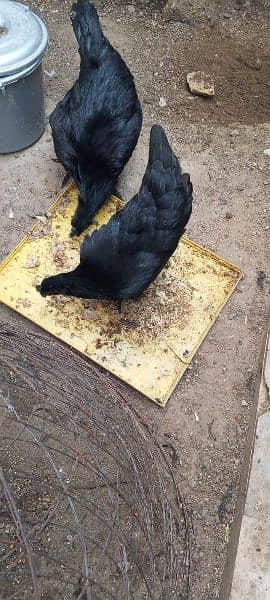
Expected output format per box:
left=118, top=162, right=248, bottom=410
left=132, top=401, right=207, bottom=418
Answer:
left=37, top=125, right=193, bottom=310
left=50, top=0, right=142, bottom=237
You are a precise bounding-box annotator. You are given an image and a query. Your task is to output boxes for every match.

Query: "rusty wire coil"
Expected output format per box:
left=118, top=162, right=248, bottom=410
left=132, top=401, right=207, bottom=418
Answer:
left=0, top=321, right=190, bottom=599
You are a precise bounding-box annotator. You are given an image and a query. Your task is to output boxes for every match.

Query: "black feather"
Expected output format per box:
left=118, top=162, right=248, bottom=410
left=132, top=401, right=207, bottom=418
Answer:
left=49, top=0, right=142, bottom=236
left=37, top=126, right=193, bottom=307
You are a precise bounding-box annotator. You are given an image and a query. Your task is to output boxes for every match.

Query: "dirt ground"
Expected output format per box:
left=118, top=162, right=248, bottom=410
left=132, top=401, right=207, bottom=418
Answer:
left=0, top=0, right=270, bottom=598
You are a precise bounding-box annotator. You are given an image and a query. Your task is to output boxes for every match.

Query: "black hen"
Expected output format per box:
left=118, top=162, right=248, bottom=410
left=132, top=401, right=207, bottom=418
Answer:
left=37, top=125, right=193, bottom=310
left=50, top=0, right=142, bottom=236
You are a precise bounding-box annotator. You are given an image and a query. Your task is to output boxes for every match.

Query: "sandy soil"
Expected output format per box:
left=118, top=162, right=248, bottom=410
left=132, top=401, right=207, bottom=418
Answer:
left=0, top=0, right=269, bottom=598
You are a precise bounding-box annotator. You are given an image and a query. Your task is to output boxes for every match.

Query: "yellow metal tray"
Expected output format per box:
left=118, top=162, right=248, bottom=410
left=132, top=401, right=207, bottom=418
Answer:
left=0, top=183, right=241, bottom=406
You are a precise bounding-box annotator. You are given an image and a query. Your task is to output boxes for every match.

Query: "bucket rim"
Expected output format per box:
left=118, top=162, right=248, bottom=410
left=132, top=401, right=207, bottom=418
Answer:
left=0, top=2, right=48, bottom=78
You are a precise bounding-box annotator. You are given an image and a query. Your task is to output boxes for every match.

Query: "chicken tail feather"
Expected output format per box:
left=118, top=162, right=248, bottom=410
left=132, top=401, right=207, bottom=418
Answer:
left=148, top=124, right=181, bottom=171
left=144, top=125, right=193, bottom=225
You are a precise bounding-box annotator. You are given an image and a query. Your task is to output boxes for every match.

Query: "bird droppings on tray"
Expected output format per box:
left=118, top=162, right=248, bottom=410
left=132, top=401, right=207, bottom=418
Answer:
left=0, top=183, right=241, bottom=406
left=24, top=255, right=40, bottom=269
left=15, top=297, right=32, bottom=308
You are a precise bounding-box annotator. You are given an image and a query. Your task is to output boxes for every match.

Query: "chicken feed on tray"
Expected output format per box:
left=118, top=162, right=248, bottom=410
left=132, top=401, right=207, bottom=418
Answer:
left=0, top=183, right=241, bottom=406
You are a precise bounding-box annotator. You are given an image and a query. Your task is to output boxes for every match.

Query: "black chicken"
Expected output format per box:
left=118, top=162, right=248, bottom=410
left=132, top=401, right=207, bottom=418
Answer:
left=50, top=0, right=142, bottom=237
left=37, top=125, right=193, bottom=310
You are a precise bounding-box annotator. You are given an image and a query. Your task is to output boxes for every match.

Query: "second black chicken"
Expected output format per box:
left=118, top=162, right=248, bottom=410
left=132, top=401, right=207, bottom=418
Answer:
left=37, top=125, right=193, bottom=310
left=50, top=0, right=142, bottom=237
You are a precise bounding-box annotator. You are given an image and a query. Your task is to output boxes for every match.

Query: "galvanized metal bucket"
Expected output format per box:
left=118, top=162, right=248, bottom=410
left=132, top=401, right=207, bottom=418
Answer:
left=0, top=1, right=48, bottom=153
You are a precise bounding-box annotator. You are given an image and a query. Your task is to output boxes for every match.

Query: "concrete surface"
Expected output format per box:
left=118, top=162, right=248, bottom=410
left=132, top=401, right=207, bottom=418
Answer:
left=230, top=328, right=270, bottom=600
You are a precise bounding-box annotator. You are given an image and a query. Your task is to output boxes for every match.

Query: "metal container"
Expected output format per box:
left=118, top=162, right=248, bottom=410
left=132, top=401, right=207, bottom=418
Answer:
left=0, top=1, right=48, bottom=153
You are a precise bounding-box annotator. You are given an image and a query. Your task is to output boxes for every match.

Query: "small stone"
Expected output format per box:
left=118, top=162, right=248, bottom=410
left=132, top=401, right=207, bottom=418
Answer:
left=208, top=17, right=216, bottom=28
left=236, top=425, right=242, bottom=436
left=35, top=215, right=47, bottom=225
left=192, top=551, right=202, bottom=563
left=225, top=212, right=233, bottom=220
left=255, top=59, right=262, bottom=70
left=126, top=4, right=135, bottom=14
left=159, top=97, right=167, bottom=108
left=187, top=71, right=215, bottom=97
left=254, top=499, right=262, bottom=511
left=66, top=535, right=73, bottom=543
left=263, top=149, right=270, bottom=157
left=44, top=69, right=57, bottom=80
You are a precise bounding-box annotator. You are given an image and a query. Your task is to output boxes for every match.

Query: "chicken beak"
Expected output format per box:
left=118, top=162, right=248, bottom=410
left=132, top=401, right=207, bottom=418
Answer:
left=69, top=226, right=78, bottom=238
left=36, top=284, right=46, bottom=297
